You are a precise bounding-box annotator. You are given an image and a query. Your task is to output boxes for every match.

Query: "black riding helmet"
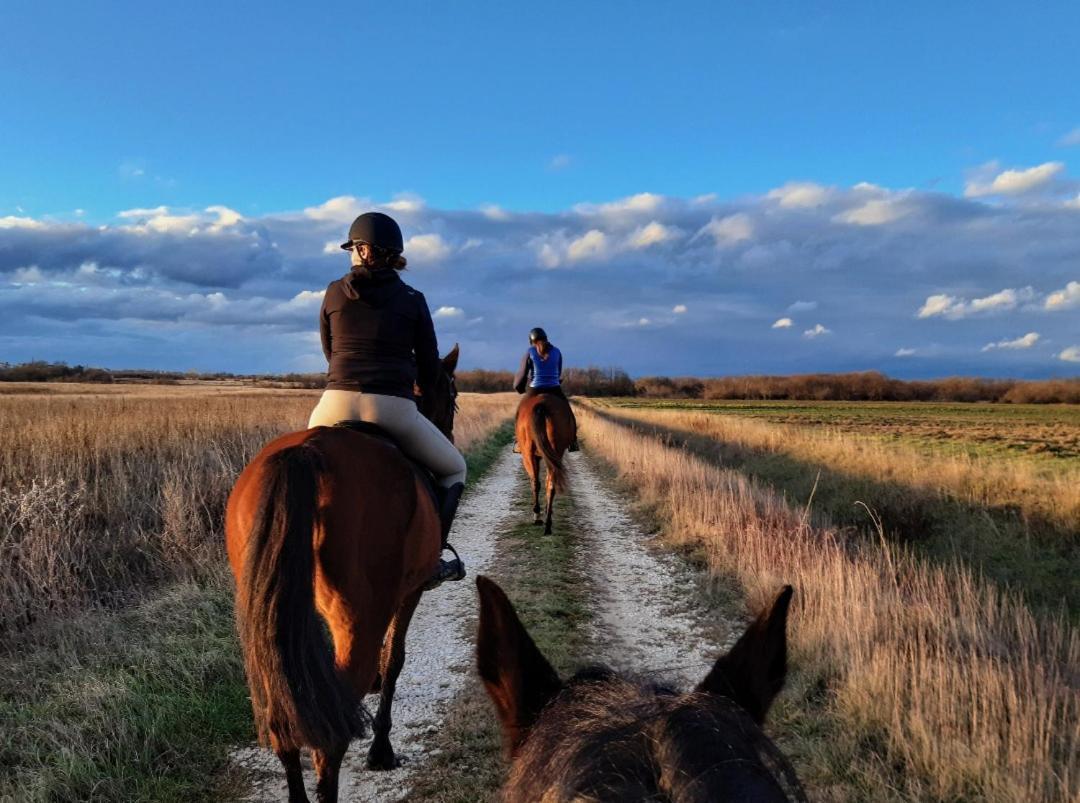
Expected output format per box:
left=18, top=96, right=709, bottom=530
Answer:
left=529, top=327, right=548, bottom=343
left=340, top=212, right=404, bottom=252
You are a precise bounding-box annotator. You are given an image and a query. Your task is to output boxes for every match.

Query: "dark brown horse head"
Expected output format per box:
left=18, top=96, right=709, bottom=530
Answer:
left=418, top=344, right=460, bottom=441
left=475, top=576, right=805, bottom=802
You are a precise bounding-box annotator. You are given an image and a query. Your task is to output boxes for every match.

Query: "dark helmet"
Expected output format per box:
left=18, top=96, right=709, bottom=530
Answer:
left=529, top=327, right=548, bottom=343
left=340, top=212, right=404, bottom=252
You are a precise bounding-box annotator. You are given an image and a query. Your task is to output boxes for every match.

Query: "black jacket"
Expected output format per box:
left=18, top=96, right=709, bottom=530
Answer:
left=319, top=268, right=439, bottom=399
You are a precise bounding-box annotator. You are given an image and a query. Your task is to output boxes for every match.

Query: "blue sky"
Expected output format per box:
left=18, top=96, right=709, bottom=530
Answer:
left=1, top=2, right=1078, bottom=377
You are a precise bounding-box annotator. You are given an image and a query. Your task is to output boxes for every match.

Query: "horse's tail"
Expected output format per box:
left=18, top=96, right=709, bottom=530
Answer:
left=235, top=442, right=365, bottom=752
left=530, top=401, right=567, bottom=492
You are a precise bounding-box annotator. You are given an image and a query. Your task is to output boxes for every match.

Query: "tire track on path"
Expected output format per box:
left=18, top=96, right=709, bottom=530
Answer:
left=232, top=445, right=519, bottom=803
left=567, top=450, right=734, bottom=687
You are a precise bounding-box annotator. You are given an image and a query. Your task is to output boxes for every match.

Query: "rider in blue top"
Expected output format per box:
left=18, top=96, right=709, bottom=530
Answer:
left=513, top=327, right=579, bottom=451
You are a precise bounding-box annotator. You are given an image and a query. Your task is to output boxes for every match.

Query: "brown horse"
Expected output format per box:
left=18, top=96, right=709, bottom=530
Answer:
left=514, top=392, right=574, bottom=534
left=225, top=346, right=460, bottom=803
left=476, top=575, right=806, bottom=802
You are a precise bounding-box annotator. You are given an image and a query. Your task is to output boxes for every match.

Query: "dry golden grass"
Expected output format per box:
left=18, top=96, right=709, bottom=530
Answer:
left=576, top=403, right=1079, bottom=803
left=0, top=384, right=515, bottom=632
left=601, top=404, right=1080, bottom=535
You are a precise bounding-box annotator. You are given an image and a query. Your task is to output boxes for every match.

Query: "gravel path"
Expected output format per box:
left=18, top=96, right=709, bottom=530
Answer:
left=567, top=450, right=733, bottom=687
left=231, top=445, right=733, bottom=801
left=232, top=446, right=520, bottom=803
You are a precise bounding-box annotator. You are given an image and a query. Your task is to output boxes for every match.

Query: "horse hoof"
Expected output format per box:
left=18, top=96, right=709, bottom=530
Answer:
left=544, top=526, right=553, bottom=536
left=366, top=747, right=401, bottom=771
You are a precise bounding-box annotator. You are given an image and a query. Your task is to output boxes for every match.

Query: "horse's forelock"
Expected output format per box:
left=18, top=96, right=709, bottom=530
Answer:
left=506, top=674, right=804, bottom=802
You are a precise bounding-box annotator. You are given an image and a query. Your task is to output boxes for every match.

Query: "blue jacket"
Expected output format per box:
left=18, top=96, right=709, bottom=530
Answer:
left=514, top=344, right=562, bottom=392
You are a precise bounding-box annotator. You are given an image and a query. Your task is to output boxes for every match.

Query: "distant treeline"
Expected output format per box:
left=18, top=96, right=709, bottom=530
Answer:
left=0, top=361, right=326, bottom=389
left=2, top=362, right=1077, bottom=403
left=633, top=371, right=1080, bottom=404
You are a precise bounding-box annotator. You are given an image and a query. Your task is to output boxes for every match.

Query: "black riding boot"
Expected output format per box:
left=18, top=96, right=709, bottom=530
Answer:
left=425, top=482, right=466, bottom=590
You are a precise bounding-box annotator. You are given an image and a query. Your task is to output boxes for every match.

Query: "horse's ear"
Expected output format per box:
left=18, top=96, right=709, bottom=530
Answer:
left=697, top=585, right=793, bottom=725
left=476, top=575, right=562, bottom=755
left=442, top=343, right=460, bottom=375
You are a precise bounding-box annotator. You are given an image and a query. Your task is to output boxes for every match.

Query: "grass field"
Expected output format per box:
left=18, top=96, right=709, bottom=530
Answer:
left=593, top=398, right=1080, bottom=617
left=0, top=385, right=517, bottom=802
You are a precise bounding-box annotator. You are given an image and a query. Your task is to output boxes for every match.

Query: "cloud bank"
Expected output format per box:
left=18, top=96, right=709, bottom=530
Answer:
left=2, top=172, right=1079, bottom=377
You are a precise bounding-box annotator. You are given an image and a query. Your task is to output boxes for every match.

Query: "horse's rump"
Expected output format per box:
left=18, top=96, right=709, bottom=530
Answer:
left=226, top=427, right=442, bottom=753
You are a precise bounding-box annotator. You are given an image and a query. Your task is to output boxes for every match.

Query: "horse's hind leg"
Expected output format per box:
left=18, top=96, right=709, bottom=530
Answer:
left=367, top=589, right=423, bottom=770
left=531, top=454, right=543, bottom=524
left=313, top=742, right=347, bottom=803
left=271, top=738, right=310, bottom=803
left=544, top=475, right=556, bottom=535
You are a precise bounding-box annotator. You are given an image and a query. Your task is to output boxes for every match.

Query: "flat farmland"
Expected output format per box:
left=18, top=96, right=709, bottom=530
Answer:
left=609, top=399, right=1080, bottom=466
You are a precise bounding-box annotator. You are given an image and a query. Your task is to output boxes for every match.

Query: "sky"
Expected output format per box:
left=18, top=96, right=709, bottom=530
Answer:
left=1, top=1, right=1078, bottom=378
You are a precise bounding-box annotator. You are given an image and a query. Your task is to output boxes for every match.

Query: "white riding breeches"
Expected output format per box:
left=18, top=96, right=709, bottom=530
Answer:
left=307, top=390, right=467, bottom=488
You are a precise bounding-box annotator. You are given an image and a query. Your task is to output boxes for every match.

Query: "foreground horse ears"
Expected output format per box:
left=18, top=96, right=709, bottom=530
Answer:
left=475, top=575, right=562, bottom=755
left=697, top=585, right=794, bottom=725
left=442, top=343, right=460, bottom=374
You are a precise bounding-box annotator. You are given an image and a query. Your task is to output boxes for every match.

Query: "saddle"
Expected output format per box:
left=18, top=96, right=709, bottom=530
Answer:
left=333, top=420, right=439, bottom=506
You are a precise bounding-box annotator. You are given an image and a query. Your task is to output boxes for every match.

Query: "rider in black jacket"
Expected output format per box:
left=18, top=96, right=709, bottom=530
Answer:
left=309, top=212, right=466, bottom=589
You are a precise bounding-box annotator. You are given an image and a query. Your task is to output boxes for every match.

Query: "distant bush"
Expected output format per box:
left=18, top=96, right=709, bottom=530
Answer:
left=0, top=361, right=114, bottom=384
left=456, top=369, right=515, bottom=393
left=562, top=366, right=636, bottom=397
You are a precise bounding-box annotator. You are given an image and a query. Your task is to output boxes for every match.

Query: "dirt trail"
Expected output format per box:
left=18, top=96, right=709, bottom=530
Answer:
left=232, top=447, right=520, bottom=803
left=566, top=451, right=732, bottom=686
left=231, top=445, right=731, bottom=801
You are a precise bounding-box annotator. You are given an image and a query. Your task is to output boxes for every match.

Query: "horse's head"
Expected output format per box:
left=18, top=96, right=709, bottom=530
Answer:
left=475, top=576, right=805, bottom=802
left=418, top=344, right=460, bottom=441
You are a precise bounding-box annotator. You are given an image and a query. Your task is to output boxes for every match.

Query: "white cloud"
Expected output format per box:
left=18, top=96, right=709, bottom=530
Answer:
left=917, top=287, right=1035, bottom=319
left=567, top=229, right=608, bottom=262
left=549, top=154, right=572, bottom=171
left=303, top=195, right=365, bottom=222
left=12, top=266, right=44, bottom=283
left=895, top=348, right=916, bottom=357
left=771, top=317, right=793, bottom=329
left=480, top=204, right=510, bottom=221
left=964, top=161, right=1065, bottom=197
left=834, top=197, right=909, bottom=226
left=1057, top=128, right=1080, bottom=147
left=982, top=332, right=1040, bottom=351
left=0, top=216, right=44, bottom=229
left=405, top=233, right=451, bottom=262
left=767, top=181, right=830, bottom=208
left=119, top=206, right=202, bottom=235
left=382, top=195, right=425, bottom=213
left=323, top=240, right=340, bottom=254
left=803, top=323, right=830, bottom=338
left=638, top=317, right=651, bottom=326
left=433, top=306, right=464, bottom=319
left=577, top=192, right=665, bottom=217
left=628, top=221, right=678, bottom=249
left=1045, top=281, right=1080, bottom=311
left=673, top=304, right=687, bottom=314
left=787, top=300, right=817, bottom=312
left=536, top=241, right=561, bottom=269
left=698, top=213, right=753, bottom=246
left=205, top=205, right=244, bottom=227
left=1059, top=346, right=1080, bottom=363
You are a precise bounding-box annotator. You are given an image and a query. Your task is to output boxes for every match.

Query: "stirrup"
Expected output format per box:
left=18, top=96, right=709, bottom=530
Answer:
left=424, top=543, right=466, bottom=591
